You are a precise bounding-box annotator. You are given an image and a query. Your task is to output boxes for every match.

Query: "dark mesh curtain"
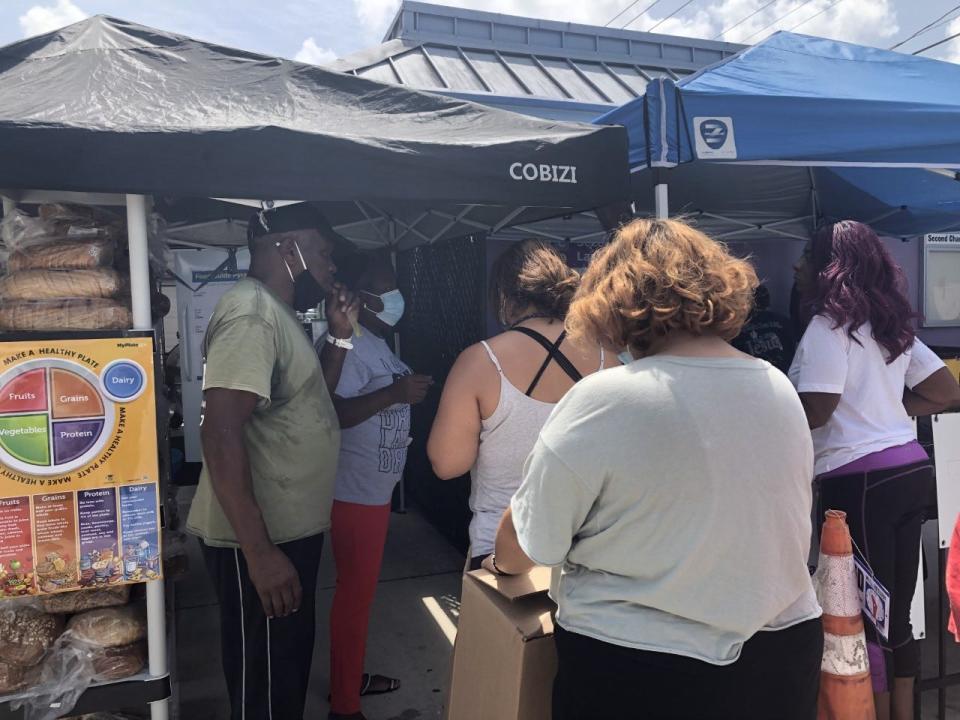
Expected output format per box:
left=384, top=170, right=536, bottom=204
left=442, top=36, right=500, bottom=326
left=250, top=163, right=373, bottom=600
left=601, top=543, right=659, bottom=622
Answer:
left=397, top=234, right=486, bottom=553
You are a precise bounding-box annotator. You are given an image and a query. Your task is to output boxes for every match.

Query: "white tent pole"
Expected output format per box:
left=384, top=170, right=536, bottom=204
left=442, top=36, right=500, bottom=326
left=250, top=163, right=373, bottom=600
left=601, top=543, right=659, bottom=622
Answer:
left=654, top=170, right=669, bottom=219
left=2, top=197, right=15, bottom=216
left=127, top=195, right=153, bottom=330
left=127, top=193, right=170, bottom=720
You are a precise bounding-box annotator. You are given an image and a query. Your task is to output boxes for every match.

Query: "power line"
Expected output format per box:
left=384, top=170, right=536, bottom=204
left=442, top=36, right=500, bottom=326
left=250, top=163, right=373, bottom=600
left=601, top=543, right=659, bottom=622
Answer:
left=739, top=0, right=816, bottom=43
left=913, top=29, right=960, bottom=55
left=787, top=0, right=844, bottom=32
left=712, top=0, right=782, bottom=40
left=621, top=0, right=666, bottom=29
left=890, top=3, right=960, bottom=49
left=605, top=0, right=644, bottom=27
left=930, top=11, right=960, bottom=33
left=646, top=0, right=699, bottom=33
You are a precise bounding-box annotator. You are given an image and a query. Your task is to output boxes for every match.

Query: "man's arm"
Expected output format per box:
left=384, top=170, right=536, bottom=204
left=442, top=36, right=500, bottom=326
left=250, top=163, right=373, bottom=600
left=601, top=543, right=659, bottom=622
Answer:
left=320, top=342, right=349, bottom=397
left=201, top=387, right=301, bottom=619
left=319, top=283, right=359, bottom=395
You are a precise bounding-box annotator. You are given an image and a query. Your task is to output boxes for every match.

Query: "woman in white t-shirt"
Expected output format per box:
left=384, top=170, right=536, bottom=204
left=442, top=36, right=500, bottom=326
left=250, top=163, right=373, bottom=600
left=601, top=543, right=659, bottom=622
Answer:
left=789, top=220, right=960, bottom=720
left=488, top=219, right=823, bottom=720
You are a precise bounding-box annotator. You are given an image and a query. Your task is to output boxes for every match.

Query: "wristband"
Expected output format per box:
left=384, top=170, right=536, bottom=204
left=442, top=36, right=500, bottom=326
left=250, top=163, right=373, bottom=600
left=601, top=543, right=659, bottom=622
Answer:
left=490, top=554, right=509, bottom=576
left=326, top=334, right=354, bottom=350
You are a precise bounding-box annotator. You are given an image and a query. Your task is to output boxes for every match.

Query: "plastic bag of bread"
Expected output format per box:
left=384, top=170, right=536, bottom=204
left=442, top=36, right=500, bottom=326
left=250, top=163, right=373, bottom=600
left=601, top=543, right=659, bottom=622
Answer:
left=0, top=603, right=64, bottom=667
left=0, top=269, right=124, bottom=301
left=2, top=206, right=121, bottom=254
left=8, top=239, right=115, bottom=272
left=41, top=586, right=130, bottom=615
left=0, top=209, right=54, bottom=251
left=9, top=634, right=93, bottom=720
left=37, top=204, right=124, bottom=246
left=66, top=606, right=146, bottom=649
left=39, top=203, right=123, bottom=237
left=89, top=640, right=146, bottom=681
left=0, top=659, right=27, bottom=693
left=0, top=299, right=132, bottom=331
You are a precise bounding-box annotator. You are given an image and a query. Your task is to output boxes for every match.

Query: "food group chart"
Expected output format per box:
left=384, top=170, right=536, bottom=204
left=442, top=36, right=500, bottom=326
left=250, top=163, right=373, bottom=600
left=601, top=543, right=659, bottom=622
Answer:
left=0, top=336, right=161, bottom=597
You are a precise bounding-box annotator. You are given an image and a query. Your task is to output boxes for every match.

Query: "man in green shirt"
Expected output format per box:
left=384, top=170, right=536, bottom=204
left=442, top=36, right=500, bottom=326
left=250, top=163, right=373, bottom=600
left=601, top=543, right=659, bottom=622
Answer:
left=187, top=203, right=358, bottom=720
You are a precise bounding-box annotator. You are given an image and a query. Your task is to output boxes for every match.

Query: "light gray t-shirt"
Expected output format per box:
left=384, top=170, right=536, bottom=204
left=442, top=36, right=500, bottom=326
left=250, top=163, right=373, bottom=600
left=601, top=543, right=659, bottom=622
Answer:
left=325, top=332, right=411, bottom=506
left=511, top=355, right=821, bottom=665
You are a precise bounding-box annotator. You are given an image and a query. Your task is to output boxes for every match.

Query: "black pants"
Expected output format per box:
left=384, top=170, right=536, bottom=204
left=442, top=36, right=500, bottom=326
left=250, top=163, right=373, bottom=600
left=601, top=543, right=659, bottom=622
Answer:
left=202, top=534, right=325, bottom=720
left=552, top=620, right=823, bottom=720
left=818, top=460, right=936, bottom=688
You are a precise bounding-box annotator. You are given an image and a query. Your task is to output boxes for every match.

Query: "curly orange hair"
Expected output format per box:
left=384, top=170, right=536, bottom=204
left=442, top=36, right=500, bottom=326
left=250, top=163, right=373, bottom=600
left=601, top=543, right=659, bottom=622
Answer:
left=567, top=218, right=758, bottom=354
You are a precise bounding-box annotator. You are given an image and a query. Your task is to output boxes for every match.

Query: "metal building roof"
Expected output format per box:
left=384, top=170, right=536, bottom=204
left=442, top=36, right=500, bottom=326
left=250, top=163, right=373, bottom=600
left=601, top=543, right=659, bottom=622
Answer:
left=334, top=2, right=745, bottom=121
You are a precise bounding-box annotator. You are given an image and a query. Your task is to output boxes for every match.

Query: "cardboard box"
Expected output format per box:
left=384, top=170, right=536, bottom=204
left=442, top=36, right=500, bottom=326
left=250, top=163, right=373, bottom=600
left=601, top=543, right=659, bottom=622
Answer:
left=446, top=566, right=557, bottom=720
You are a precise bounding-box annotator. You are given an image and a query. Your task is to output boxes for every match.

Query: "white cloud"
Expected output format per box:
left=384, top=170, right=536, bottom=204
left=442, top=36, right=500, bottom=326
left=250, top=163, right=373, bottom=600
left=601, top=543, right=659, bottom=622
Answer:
left=795, top=0, right=898, bottom=45
left=641, top=0, right=898, bottom=46
left=295, top=36, right=339, bottom=65
left=354, top=0, right=402, bottom=35
left=929, top=16, right=960, bottom=64
left=19, top=0, right=87, bottom=37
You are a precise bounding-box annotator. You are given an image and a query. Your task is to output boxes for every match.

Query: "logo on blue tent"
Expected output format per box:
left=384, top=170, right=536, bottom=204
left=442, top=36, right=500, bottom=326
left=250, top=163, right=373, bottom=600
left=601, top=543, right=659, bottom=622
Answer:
left=699, top=120, right=729, bottom=150
left=693, top=117, right=737, bottom=160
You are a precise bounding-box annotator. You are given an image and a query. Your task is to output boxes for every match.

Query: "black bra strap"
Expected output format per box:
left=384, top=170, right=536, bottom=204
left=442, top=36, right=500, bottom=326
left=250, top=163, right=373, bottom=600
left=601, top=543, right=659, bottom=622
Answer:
left=510, top=327, right=583, bottom=395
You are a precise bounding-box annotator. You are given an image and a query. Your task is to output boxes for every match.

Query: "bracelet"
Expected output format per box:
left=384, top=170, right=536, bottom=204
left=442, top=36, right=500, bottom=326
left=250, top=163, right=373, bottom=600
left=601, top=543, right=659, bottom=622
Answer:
left=490, top=554, right=509, bottom=576
left=326, top=334, right=354, bottom=350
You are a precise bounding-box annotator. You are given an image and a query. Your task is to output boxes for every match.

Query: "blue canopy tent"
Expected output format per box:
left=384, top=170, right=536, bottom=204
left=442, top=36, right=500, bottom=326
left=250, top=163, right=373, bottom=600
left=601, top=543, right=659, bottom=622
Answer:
left=597, top=32, right=960, bottom=241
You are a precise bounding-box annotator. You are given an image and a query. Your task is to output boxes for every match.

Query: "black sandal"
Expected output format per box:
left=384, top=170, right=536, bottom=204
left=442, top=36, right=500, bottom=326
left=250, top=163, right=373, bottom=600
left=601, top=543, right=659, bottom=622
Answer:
left=328, top=674, right=401, bottom=703
left=360, top=673, right=401, bottom=696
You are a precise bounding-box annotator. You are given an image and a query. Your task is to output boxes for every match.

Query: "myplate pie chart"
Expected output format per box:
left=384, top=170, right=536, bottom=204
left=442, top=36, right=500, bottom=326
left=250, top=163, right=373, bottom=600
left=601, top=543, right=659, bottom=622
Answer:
left=0, top=359, right=144, bottom=476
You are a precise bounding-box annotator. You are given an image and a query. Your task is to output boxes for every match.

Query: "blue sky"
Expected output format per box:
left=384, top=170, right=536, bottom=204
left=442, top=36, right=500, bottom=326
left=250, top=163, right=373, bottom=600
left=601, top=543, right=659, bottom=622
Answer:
left=1, top=0, right=957, bottom=65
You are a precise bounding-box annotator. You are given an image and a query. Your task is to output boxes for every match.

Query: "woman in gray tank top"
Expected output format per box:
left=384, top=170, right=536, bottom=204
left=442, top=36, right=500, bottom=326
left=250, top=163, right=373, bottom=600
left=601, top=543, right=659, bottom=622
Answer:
left=427, top=240, right=613, bottom=569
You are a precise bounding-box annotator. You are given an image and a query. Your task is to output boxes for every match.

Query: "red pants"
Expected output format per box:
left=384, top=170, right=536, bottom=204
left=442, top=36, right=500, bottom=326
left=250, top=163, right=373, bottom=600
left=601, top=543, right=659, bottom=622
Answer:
left=329, top=499, right=392, bottom=715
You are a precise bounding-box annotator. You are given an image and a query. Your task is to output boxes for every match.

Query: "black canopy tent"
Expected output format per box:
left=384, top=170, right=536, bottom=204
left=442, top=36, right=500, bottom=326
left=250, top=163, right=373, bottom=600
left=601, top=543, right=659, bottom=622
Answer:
left=0, top=21, right=630, bottom=713
left=0, top=16, right=629, bottom=248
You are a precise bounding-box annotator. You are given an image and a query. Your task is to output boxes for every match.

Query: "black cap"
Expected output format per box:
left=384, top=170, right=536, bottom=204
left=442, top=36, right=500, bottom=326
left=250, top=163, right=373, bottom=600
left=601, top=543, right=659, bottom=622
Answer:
left=247, top=203, right=345, bottom=250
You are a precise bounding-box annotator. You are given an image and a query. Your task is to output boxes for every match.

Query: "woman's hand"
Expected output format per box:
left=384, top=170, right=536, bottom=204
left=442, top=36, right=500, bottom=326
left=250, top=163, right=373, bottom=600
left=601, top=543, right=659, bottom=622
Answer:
left=391, top=374, right=434, bottom=405
left=492, top=508, right=536, bottom=576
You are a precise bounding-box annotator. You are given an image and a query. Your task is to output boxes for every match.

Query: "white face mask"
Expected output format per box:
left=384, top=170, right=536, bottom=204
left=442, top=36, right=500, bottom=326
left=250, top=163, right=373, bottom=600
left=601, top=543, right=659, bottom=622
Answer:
left=363, top=289, right=405, bottom=327
left=618, top=349, right=634, bottom=365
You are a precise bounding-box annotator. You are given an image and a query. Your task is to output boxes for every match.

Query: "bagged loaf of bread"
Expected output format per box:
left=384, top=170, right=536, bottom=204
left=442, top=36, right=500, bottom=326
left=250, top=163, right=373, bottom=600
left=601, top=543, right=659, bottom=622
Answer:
left=8, top=239, right=114, bottom=272
left=38, top=204, right=123, bottom=242
left=0, top=269, right=123, bottom=301
left=90, top=641, right=146, bottom=681
left=41, top=586, right=130, bottom=615
left=0, top=659, right=25, bottom=693
left=67, top=606, right=146, bottom=648
left=0, top=604, right=64, bottom=667
left=0, top=299, right=132, bottom=331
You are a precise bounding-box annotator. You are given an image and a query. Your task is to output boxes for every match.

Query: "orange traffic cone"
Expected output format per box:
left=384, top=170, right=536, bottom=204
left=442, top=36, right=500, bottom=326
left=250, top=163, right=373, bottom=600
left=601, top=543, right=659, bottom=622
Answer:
left=814, top=510, right=876, bottom=720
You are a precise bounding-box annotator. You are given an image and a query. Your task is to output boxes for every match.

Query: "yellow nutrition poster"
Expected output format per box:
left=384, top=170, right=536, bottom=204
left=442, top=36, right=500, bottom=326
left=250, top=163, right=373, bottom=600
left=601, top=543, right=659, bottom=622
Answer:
left=0, top=335, right=161, bottom=597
